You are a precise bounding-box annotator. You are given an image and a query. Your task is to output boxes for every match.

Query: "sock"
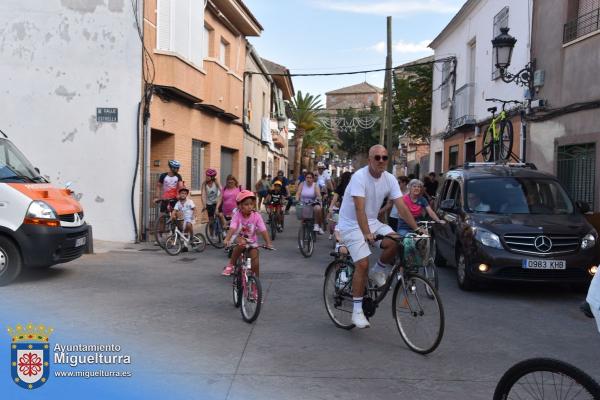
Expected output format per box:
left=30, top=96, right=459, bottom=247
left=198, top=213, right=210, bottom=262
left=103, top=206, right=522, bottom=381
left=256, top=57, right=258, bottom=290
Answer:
left=353, top=297, right=363, bottom=313
left=373, top=260, right=392, bottom=273
left=314, top=224, right=319, bottom=229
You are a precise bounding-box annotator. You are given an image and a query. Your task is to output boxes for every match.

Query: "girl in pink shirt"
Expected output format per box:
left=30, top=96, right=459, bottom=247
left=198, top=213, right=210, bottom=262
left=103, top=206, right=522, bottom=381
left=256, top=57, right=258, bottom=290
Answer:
left=222, top=190, right=272, bottom=276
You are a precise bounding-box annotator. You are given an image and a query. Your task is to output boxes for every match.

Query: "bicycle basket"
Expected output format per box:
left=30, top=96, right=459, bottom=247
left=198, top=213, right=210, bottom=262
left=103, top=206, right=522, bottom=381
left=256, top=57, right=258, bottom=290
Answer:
left=402, top=236, right=423, bottom=269
left=296, top=203, right=314, bottom=220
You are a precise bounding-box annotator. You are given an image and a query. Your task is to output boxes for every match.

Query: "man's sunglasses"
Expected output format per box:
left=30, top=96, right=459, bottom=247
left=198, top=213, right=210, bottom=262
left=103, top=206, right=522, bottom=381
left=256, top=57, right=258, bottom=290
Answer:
left=373, top=155, right=389, bottom=161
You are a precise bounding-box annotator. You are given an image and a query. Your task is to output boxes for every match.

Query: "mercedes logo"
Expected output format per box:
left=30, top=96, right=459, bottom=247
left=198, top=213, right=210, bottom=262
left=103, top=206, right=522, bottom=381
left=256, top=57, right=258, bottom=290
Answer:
left=534, top=235, right=552, bottom=252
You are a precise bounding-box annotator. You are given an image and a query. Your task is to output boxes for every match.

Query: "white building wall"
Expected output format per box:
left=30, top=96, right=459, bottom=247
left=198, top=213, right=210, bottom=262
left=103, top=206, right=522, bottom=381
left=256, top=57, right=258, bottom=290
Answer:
left=0, top=0, right=142, bottom=242
left=429, top=0, right=532, bottom=171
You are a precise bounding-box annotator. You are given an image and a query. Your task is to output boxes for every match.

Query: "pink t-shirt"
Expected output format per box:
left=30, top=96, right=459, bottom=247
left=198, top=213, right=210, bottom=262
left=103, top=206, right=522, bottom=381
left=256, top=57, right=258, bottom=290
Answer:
left=229, top=211, right=266, bottom=244
left=222, top=187, right=241, bottom=216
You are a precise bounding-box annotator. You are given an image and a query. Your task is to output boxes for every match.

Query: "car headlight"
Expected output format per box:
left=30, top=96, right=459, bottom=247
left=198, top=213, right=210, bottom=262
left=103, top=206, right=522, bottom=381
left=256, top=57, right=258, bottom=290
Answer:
left=475, top=228, right=503, bottom=249
left=582, top=230, right=597, bottom=250
left=26, top=201, right=57, bottom=220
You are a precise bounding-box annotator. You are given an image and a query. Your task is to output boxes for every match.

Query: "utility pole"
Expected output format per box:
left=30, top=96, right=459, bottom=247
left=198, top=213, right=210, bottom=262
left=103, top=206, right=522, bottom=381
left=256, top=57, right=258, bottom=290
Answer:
left=385, top=16, right=394, bottom=172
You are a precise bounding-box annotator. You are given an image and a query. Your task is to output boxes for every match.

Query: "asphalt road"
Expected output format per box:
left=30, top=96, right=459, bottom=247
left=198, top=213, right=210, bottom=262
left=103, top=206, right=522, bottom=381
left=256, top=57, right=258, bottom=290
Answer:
left=2, top=214, right=599, bottom=400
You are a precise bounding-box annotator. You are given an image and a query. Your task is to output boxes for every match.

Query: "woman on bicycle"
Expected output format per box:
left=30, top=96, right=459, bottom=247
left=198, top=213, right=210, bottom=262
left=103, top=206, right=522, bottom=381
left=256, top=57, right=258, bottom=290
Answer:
left=295, top=171, right=323, bottom=234
left=396, top=179, right=444, bottom=237
left=201, top=168, right=221, bottom=227
left=222, top=190, right=272, bottom=276
left=218, top=175, right=242, bottom=229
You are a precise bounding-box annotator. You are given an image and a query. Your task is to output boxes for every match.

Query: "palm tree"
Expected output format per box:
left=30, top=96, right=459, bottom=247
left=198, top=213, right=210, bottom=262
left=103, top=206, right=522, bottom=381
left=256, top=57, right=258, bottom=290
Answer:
left=302, top=125, right=340, bottom=158
left=289, top=91, right=323, bottom=176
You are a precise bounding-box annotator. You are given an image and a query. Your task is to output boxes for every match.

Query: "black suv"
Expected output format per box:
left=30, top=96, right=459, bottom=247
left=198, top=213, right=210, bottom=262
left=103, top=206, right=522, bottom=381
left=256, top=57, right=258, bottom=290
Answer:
left=432, top=163, right=598, bottom=290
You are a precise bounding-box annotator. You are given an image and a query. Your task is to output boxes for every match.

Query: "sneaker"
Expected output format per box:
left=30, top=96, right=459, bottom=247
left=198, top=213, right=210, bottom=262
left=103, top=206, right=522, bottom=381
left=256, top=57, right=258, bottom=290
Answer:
left=328, top=234, right=333, bottom=240
left=318, top=228, right=325, bottom=235
left=369, top=269, right=387, bottom=287
left=313, top=224, right=320, bottom=232
left=222, top=264, right=234, bottom=276
left=352, top=310, right=370, bottom=329
left=580, top=301, right=594, bottom=318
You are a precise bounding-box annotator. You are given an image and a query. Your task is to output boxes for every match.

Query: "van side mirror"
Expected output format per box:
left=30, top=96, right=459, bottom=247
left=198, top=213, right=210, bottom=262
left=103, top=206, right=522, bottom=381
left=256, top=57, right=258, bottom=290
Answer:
left=576, top=201, right=590, bottom=214
left=440, top=199, right=456, bottom=211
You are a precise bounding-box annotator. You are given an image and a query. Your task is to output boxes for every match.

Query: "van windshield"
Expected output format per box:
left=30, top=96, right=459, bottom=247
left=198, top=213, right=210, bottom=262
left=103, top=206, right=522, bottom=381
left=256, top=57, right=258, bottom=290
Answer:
left=0, top=139, right=44, bottom=183
left=466, top=178, right=574, bottom=215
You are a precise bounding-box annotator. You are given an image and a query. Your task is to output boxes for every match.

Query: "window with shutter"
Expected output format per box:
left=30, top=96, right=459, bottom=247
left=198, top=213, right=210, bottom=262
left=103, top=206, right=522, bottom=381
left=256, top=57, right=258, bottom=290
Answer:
left=191, top=140, right=205, bottom=191
left=157, top=0, right=172, bottom=51
left=492, top=7, right=509, bottom=80
left=440, top=61, right=451, bottom=109
left=557, top=143, right=596, bottom=209
left=157, top=0, right=205, bottom=66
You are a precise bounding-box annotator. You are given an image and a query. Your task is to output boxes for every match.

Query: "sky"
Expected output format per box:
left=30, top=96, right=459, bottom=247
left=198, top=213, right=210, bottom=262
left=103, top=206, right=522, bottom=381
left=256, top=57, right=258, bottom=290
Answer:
left=243, top=0, right=465, bottom=104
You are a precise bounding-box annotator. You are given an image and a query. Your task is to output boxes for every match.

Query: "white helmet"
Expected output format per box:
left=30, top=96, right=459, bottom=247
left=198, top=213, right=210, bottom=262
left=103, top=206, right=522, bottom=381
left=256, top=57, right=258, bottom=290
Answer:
left=317, top=161, right=325, bottom=168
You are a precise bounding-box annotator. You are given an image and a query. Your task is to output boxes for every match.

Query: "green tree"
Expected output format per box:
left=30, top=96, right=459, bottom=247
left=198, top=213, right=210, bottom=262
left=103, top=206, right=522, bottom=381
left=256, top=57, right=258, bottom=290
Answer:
left=392, top=64, right=433, bottom=142
left=302, top=125, right=340, bottom=157
left=289, top=91, right=323, bottom=176
left=336, top=105, right=381, bottom=157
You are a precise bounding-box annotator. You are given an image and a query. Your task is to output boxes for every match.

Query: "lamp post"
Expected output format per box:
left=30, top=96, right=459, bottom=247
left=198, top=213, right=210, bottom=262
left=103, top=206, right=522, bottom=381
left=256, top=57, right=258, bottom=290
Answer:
left=491, top=27, right=533, bottom=88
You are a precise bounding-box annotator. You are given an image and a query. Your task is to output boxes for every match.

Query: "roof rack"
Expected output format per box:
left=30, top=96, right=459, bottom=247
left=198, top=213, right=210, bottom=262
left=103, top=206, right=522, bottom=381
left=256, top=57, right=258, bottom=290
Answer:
left=462, top=162, right=537, bottom=170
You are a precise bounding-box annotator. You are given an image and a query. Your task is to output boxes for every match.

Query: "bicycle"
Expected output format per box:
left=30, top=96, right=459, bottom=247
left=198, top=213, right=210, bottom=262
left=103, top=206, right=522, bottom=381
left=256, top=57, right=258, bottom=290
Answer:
left=402, top=220, right=441, bottom=297
left=481, top=98, right=521, bottom=162
left=493, top=358, right=600, bottom=399
left=204, top=208, right=225, bottom=248
left=164, top=220, right=206, bottom=255
left=228, top=243, right=274, bottom=323
left=296, top=201, right=317, bottom=258
left=323, top=234, right=445, bottom=354
left=154, top=199, right=176, bottom=248
left=265, top=203, right=284, bottom=241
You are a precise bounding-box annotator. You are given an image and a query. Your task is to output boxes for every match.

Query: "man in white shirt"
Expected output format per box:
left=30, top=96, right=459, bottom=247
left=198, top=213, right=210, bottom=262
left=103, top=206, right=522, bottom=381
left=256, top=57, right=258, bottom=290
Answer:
left=316, top=162, right=333, bottom=193
left=338, top=145, right=420, bottom=328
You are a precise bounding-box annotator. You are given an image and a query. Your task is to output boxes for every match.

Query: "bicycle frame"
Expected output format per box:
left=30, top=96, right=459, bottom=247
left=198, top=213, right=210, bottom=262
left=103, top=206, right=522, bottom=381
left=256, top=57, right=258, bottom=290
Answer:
left=488, top=109, right=508, bottom=142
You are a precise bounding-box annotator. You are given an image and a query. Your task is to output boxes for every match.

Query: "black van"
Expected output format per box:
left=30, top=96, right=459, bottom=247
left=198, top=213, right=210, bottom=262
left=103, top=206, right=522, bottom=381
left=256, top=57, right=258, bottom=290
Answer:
left=432, top=163, right=598, bottom=290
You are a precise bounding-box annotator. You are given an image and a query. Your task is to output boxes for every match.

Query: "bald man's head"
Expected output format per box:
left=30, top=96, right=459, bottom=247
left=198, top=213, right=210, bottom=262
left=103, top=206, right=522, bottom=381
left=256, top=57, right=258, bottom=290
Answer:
left=368, top=144, right=387, bottom=158
left=367, top=145, right=388, bottom=177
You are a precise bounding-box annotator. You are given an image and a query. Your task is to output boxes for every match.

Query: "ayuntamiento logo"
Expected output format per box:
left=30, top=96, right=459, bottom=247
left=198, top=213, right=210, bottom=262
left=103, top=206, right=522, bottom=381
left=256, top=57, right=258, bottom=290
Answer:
left=7, top=323, right=53, bottom=390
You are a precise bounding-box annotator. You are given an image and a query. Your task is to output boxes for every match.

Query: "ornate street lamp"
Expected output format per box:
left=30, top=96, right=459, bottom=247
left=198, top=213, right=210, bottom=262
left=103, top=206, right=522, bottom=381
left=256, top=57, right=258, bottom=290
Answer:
left=491, top=27, right=532, bottom=88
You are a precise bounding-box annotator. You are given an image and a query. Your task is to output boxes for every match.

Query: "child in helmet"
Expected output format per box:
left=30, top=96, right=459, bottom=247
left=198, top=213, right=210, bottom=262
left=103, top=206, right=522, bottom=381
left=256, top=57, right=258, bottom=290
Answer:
left=222, top=190, right=272, bottom=276
left=265, top=180, right=285, bottom=230
left=171, top=187, right=196, bottom=237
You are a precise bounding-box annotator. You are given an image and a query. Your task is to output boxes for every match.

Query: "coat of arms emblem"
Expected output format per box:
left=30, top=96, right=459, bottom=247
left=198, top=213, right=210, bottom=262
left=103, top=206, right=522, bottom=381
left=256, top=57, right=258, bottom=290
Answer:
left=7, top=323, right=53, bottom=389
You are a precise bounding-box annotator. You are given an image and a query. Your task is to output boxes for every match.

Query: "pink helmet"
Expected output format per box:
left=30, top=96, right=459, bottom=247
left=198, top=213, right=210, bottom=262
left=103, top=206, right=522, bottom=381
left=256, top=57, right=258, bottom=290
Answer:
left=236, top=190, right=256, bottom=203
left=205, top=168, right=217, bottom=177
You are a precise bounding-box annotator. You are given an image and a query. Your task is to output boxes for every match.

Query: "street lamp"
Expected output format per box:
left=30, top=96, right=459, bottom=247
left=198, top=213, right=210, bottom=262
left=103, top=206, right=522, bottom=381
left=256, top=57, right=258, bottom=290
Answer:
left=491, top=27, right=532, bottom=88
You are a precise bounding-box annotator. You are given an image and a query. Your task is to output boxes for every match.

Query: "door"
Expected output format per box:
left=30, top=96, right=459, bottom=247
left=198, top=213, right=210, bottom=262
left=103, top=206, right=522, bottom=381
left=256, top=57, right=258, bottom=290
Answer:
left=220, top=148, right=234, bottom=187
left=465, top=141, right=476, bottom=163
left=246, top=157, right=252, bottom=190
left=436, top=178, right=462, bottom=263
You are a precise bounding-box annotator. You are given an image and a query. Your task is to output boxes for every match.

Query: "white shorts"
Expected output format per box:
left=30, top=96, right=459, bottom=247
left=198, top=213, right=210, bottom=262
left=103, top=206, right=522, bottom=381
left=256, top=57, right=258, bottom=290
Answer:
left=339, top=221, right=394, bottom=262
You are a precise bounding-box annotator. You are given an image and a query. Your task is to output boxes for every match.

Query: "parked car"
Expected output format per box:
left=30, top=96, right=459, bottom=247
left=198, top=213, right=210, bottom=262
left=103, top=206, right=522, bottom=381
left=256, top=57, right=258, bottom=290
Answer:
left=0, top=136, right=88, bottom=285
left=432, top=162, right=598, bottom=290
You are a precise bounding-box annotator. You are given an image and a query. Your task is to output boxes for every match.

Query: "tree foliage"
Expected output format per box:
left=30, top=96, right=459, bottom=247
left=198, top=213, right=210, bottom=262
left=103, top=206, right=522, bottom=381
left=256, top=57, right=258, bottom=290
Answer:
left=289, top=91, right=323, bottom=174
left=392, top=64, right=433, bottom=143
left=302, top=125, right=340, bottom=157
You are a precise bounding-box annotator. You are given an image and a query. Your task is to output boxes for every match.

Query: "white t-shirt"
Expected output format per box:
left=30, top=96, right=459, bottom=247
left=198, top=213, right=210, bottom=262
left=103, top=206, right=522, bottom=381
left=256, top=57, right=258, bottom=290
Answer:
left=317, top=170, right=331, bottom=189
left=338, top=166, right=402, bottom=231
left=389, top=187, right=410, bottom=219
left=174, top=199, right=196, bottom=222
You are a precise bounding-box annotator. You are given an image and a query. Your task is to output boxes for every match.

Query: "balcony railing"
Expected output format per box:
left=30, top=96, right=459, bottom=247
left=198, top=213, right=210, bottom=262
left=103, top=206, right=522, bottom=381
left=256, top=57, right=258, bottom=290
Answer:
left=452, top=83, right=476, bottom=129
left=564, top=8, right=600, bottom=43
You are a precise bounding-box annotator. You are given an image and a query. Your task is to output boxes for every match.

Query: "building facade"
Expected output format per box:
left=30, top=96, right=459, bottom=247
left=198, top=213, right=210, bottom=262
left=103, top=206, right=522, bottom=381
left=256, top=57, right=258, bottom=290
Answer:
left=143, top=0, right=262, bottom=238
left=0, top=0, right=143, bottom=242
left=528, top=0, right=600, bottom=212
left=429, top=0, right=532, bottom=173
left=325, top=82, right=383, bottom=111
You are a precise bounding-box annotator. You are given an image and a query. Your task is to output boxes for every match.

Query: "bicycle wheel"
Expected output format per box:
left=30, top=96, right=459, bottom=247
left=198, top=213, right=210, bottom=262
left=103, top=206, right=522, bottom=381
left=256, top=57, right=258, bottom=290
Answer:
left=482, top=126, right=494, bottom=162
left=164, top=234, right=182, bottom=256
left=499, top=119, right=514, bottom=161
left=270, top=215, right=277, bottom=241
left=392, top=273, right=444, bottom=354
left=191, top=234, right=206, bottom=252
left=205, top=219, right=225, bottom=248
left=420, top=258, right=439, bottom=299
left=241, top=275, right=262, bottom=323
left=154, top=214, right=173, bottom=249
left=493, top=358, right=600, bottom=400
left=232, top=268, right=242, bottom=308
left=323, top=260, right=355, bottom=330
left=298, top=223, right=314, bottom=258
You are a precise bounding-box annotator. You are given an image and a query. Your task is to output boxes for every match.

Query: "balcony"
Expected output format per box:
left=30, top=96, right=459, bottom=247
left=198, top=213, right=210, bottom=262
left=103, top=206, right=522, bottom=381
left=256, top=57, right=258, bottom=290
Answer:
left=452, top=83, right=476, bottom=130
left=564, top=8, right=600, bottom=43
left=272, top=132, right=286, bottom=149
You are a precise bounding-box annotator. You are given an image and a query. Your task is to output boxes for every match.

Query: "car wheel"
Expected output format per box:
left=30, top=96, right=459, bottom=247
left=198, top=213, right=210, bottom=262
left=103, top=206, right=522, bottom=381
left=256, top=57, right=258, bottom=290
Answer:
left=431, top=237, right=446, bottom=268
left=0, top=237, right=22, bottom=286
left=456, top=251, right=476, bottom=291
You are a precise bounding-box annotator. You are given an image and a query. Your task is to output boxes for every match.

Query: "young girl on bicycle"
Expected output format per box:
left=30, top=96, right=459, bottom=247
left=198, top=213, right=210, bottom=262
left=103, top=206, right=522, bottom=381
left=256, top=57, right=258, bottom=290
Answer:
left=222, top=190, right=272, bottom=276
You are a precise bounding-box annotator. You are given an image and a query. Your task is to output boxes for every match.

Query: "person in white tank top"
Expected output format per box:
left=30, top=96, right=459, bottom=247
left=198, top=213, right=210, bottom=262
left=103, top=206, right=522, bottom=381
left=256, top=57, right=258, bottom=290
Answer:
left=295, top=172, right=324, bottom=234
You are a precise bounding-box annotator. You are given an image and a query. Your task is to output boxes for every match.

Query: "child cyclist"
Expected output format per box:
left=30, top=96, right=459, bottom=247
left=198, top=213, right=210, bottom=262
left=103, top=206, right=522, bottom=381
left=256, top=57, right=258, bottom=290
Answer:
left=171, top=187, right=196, bottom=237
left=222, top=190, right=273, bottom=276
left=264, top=180, right=285, bottom=230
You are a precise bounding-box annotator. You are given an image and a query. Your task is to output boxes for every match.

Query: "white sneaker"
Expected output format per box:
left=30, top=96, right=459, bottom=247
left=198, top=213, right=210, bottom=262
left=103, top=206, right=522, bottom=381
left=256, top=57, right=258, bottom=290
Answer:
left=352, top=310, right=370, bottom=329
left=317, top=228, right=325, bottom=235
left=313, top=224, right=320, bottom=232
left=369, top=269, right=387, bottom=287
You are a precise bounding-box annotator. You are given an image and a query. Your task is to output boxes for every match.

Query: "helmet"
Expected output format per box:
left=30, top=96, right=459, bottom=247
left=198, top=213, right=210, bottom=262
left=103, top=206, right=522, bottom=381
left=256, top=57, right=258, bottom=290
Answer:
left=317, top=162, right=325, bottom=168
left=236, top=190, right=256, bottom=203
left=168, top=160, right=181, bottom=169
left=179, top=187, right=189, bottom=194
left=205, top=168, right=217, bottom=177
left=273, top=180, right=282, bottom=186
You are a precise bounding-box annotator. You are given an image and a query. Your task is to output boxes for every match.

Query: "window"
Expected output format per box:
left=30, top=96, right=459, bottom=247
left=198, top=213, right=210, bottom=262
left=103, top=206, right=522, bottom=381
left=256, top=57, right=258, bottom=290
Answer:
left=434, top=151, right=443, bottom=174
left=191, top=140, right=205, bottom=191
left=448, top=145, right=459, bottom=169
left=492, top=7, right=509, bottom=79
left=203, top=25, right=212, bottom=59
left=557, top=143, right=596, bottom=209
left=219, top=38, right=230, bottom=66
left=157, top=0, right=204, bottom=66
left=564, top=0, right=600, bottom=42
left=441, top=61, right=451, bottom=109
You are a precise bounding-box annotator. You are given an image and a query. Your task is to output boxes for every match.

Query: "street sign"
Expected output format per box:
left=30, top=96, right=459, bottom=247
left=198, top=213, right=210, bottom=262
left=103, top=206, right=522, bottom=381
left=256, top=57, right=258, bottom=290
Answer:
left=96, top=108, right=118, bottom=123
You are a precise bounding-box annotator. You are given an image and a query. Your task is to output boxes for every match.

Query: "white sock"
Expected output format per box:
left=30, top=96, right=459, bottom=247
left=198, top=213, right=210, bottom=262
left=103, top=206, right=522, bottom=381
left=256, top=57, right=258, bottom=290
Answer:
left=314, top=224, right=319, bottom=229
left=353, top=297, right=363, bottom=313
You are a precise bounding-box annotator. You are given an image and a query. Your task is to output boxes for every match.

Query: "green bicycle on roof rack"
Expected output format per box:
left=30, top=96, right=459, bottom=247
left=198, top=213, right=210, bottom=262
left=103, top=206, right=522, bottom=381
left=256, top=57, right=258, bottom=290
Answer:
left=481, top=98, right=521, bottom=162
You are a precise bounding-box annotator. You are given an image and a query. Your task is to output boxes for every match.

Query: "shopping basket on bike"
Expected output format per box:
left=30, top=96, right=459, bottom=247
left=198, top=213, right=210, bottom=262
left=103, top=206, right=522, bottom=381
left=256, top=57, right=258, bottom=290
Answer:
left=295, top=202, right=314, bottom=220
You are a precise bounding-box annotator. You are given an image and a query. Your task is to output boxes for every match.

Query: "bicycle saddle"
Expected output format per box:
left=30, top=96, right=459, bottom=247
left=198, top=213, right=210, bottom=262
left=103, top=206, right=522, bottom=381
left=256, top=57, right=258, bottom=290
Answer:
left=487, top=106, right=497, bottom=113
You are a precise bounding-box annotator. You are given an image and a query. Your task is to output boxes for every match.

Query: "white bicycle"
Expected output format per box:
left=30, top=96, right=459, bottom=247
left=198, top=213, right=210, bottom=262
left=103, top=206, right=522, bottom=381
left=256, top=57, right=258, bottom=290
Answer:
left=164, top=220, right=206, bottom=256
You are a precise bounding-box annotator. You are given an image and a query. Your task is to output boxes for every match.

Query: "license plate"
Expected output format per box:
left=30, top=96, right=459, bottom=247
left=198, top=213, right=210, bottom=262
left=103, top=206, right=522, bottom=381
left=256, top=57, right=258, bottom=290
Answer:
left=522, top=259, right=566, bottom=270
left=75, top=236, right=87, bottom=247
